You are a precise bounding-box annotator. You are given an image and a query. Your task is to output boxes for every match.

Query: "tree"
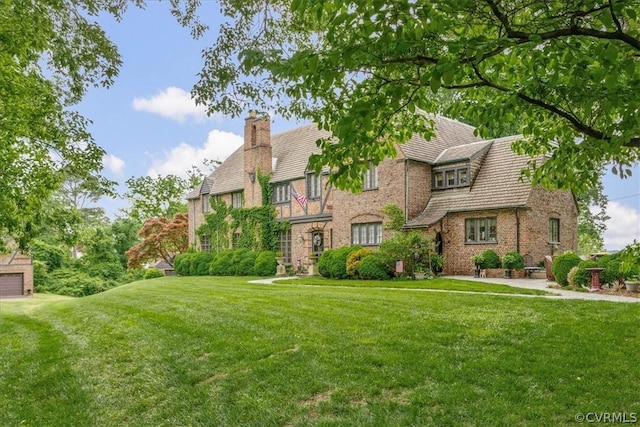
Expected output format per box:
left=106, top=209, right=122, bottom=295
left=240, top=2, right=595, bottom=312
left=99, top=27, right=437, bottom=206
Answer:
left=126, top=213, right=189, bottom=268
left=0, top=0, right=131, bottom=247
left=121, top=175, right=191, bottom=223
left=177, top=0, right=639, bottom=191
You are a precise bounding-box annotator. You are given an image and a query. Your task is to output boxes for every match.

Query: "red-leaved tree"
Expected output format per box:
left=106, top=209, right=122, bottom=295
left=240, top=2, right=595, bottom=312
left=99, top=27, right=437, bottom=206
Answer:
left=126, top=213, right=189, bottom=268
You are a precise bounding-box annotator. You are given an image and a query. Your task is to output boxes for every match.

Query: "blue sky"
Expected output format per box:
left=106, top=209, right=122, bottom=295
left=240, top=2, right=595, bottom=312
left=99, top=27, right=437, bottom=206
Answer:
left=78, top=3, right=640, bottom=250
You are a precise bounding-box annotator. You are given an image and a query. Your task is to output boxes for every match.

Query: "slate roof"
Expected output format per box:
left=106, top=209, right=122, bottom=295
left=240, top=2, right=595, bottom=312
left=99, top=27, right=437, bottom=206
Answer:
left=187, top=116, right=480, bottom=199
left=405, top=135, right=537, bottom=228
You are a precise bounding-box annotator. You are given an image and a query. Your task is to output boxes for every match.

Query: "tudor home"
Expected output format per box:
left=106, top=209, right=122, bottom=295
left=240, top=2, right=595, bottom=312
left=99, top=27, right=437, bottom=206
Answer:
left=187, top=112, right=577, bottom=275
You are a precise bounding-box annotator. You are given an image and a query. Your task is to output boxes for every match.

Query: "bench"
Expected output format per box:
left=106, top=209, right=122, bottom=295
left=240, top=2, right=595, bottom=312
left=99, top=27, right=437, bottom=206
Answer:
left=524, top=266, right=544, bottom=279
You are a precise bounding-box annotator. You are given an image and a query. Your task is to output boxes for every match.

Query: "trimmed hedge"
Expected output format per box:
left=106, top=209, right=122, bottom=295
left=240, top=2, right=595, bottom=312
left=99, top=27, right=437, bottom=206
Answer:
left=502, top=251, right=524, bottom=270
left=144, top=268, right=165, bottom=279
left=358, top=254, right=392, bottom=280
left=346, top=248, right=373, bottom=278
left=254, top=250, right=277, bottom=276
left=209, top=250, right=235, bottom=276
left=552, top=252, right=582, bottom=286
left=480, top=249, right=501, bottom=269
left=318, top=246, right=362, bottom=279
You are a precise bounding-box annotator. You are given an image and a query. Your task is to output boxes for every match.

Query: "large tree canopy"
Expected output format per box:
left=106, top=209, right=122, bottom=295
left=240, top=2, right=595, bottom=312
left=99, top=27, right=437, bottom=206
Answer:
left=181, top=0, right=639, bottom=191
left=0, top=0, right=135, bottom=246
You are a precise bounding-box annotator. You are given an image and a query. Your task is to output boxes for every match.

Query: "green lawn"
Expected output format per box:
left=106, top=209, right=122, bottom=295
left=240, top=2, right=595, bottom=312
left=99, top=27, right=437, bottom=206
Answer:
left=1, top=276, right=639, bottom=426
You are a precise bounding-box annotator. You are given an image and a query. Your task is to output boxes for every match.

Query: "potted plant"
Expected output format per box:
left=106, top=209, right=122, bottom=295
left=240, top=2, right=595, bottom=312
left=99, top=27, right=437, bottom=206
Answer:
left=414, top=264, right=427, bottom=280
left=471, top=254, right=485, bottom=278
left=502, top=251, right=525, bottom=279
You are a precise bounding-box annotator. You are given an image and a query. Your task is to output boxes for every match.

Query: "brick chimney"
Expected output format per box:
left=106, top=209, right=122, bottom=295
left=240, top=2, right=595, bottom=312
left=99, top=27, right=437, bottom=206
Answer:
left=243, top=111, right=272, bottom=207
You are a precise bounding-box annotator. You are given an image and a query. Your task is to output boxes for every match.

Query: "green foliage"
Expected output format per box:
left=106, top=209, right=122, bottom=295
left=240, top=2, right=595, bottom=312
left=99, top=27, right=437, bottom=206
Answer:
left=430, top=253, right=444, bottom=274
left=471, top=254, right=485, bottom=268
left=190, top=252, right=215, bottom=276
left=32, top=260, right=49, bottom=290
left=480, top=250, right=501, bottom=269
left=597, top=255, right=625, bottom=286
left=0, top=0, right=123, bottom=247
left=358, top=254, right=392, bottom=280
left=184, top=0, right=640, bottom=193
left=502, top=252, right=525, bottom=270
left=144, top=269, right=165, bottom=280
left=235, top=250, right=258, bottom=276
left=573, top=260, right=599, bottom=288
left=254, top=250, right=277, bottom=276
left=173, top=253, right=192, bottom=276
left=382, top=204, right=405, bottom=232
left=378, top=231, right=435, bottom=276
left=38, top=268, right=116, bottom=297
left=82, top=262, right=125, bottom=281
left=122, top=175, right=190, bottom=222
left=209, top=250, right=236, bottom=276
left=346, top=248, right=373, bottom=278
left=31, top=240, right=69, bottom=271
left=552, top=252, right=582, bottom=286
left=318, top=246, right=362, bottom=279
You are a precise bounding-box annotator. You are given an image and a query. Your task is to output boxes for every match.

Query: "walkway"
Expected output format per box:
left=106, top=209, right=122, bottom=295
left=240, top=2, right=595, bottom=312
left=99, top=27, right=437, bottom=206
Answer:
left=249, top=276, right=640, bottom=303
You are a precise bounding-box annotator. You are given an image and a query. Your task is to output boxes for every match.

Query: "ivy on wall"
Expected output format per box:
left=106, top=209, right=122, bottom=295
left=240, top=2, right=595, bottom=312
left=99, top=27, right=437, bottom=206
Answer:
left=196, top=171, right=289, bottom=252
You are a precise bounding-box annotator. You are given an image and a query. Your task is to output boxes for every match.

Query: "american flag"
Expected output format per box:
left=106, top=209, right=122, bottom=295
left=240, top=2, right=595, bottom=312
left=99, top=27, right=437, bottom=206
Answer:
left=290, top=185, right=308, bottom=209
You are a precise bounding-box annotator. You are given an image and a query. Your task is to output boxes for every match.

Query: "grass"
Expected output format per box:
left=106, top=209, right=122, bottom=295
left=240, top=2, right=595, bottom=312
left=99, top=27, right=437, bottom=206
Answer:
left=275, top=276, right=552, bottom=295
left=1, top=276, right=639, bottom=426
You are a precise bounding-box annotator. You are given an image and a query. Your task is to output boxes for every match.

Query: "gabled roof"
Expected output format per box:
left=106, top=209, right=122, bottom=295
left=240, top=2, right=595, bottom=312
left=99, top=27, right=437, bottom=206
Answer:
left=405, top=135, right=538, bottom=228
left=187, top=116, right=480, bottom=199
left=398, top=116, right=481, bottom=162
left=433, top=140, right=493, bottom=165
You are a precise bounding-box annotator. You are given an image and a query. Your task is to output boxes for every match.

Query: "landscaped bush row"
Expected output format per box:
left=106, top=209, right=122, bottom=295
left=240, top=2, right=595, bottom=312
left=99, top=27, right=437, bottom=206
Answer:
left=565, top=252, right=632, bottom=289
left=173, top=249, right=277, bottom=277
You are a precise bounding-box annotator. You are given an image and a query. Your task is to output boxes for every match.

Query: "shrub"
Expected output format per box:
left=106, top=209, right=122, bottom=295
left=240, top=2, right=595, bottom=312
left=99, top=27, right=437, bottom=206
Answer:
left=502, top=252, right=524, bottom=270
left=597, top=255, right=624, bottom=286
left=254, top=250, right=277, bottom=276
left=480, top=249, right=501, bottom=269
left=31, top=240, right=69, bottom=271
left=190, top=252, right=215, bottom=276
left=82, top=261, right=125, bottom=281
left=43, top=268, right=114, bottom=297
left=471, top=254, right=485, bottom=267
left=551, top=251, right=582, bottom=286
left=174, top=253, right=193, bottom=276
left=430, top=253, right=444, bottom=274
left=346, top=248, right=373, bottom=278
left=144, top=268, right=165, bottom=279
left=358, top=254, right=392, bottom=280
left=567, top=266, right=581, bottom=288
left=235, top=250, right=258, bottom=276
left=378, top=231, right=434, bottom=276
left=209, top=250, right=235, bottom=276
left=33, top=260, right=49, bottom=293
left=318, top=249, right=336, bottom=278
left=321, top=246, right=362, bottom=279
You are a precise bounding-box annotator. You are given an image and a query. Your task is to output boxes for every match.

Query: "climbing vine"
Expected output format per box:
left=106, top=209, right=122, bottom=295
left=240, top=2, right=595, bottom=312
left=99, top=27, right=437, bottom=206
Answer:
left=196, top=171, right=289, bottom=253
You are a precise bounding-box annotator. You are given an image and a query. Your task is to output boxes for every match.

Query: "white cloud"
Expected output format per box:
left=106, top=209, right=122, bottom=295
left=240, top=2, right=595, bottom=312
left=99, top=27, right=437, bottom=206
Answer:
left=147, top=129, right=243, bottom=178
left=132, top=87, right=220, bottom=123
left=102, top=154, right=125, bottom=176
left=603, top=200, right=640, bottom=250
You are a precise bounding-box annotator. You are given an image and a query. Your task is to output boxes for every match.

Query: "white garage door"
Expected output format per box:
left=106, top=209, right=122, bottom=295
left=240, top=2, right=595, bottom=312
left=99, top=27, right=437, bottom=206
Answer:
left=0, top=273, right=24, bottom=297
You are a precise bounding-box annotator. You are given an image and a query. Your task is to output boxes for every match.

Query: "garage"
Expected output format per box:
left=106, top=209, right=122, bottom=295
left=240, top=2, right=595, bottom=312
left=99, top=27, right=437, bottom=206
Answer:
left=0, top=252, right=33, bottom=298
left=0, top=273, right=24, bottom=297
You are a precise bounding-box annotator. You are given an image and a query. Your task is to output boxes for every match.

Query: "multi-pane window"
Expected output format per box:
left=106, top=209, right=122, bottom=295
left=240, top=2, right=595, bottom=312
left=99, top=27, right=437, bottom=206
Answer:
left=232, top=191, right=243, bottom=208
left=549, top=218, right=560, bottom=243
left=279, top=229, right=292, bottom=263
left=465, top=217, right=497, bottom=243
left=351, top=222, right=383, bottom=245
left=273, top=182, right=290, bottom=204
left=201, top=194, right=210, bottom=213
left=200, top=235, right=211, bottom=252
left=363, top=162, right=379, bottom=190
left=307, top=173, right=322, bottom=199
left=433, top=167, right=470, bottom=189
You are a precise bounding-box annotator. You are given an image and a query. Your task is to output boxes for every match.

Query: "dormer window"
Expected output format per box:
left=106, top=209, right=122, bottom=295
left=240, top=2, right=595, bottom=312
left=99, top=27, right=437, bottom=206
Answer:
left=433, top=166, right=470, bottom=189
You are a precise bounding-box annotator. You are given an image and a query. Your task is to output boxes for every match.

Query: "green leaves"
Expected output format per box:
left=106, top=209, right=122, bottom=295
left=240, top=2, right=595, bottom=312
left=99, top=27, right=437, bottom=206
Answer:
left=183, top=0, right=640, bottom=192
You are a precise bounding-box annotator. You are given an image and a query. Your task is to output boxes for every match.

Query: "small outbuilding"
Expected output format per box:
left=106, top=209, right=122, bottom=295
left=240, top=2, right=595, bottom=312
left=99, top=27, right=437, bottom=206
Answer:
left=0, top=252, right=33, bottom=298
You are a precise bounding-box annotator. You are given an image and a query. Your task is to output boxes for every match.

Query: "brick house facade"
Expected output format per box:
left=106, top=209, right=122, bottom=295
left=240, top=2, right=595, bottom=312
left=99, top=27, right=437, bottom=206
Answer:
left=187, top=112, right=578, bottom=275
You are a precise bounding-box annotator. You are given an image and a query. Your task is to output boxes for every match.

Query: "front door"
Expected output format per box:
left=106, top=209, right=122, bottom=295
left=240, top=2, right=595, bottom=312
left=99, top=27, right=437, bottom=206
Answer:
left=311, top=230, right=324, bottom=256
